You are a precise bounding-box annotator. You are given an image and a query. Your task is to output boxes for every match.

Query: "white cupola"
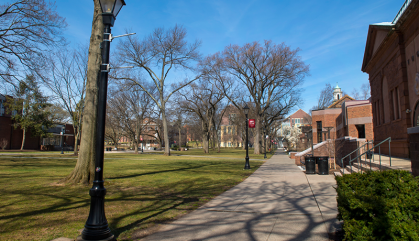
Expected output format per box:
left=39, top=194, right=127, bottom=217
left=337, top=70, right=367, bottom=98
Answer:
left=333, top=83, right=343, bottom=103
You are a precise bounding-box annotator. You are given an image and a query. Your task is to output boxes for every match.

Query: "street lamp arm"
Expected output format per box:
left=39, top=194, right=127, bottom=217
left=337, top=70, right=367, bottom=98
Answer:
left=110, top=32, right=136, bottom=40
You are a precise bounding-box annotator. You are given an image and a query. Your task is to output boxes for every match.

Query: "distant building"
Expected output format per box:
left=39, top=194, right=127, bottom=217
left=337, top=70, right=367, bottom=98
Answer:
left=219, top=105, right=243, bottom=148
left=280, top=109, right=311, bottom=136
left=0, top=94, right=75, bottom=150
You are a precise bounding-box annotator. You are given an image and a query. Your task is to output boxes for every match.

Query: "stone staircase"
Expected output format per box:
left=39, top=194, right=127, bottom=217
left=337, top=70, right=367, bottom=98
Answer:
left=334, top=154, right=412, bottom=177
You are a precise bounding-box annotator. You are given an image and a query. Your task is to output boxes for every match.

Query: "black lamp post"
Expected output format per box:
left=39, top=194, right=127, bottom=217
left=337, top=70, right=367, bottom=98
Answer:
left=243, top=104, right=251, bottom=170
left=263, top=127, right=267, bottom=159
left=78, top=1, right=125, bottom=241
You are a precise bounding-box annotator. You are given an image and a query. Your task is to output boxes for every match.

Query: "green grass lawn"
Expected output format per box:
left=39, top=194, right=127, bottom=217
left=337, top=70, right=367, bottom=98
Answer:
left=0, top=150, right=265, bottom=240
left=170, top=147, right=274, bottom=159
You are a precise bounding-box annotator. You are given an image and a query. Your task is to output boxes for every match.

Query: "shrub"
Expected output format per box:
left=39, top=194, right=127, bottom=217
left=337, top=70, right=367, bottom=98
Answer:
left=335, top=170, right=419, bottom=240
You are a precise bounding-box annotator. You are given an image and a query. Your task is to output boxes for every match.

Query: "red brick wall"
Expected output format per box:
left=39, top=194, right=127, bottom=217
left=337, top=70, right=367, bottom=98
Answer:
left=0, top=117, right=12, bottom=149
left=362, top=4, right=419, bottom=159
left=312, top=109, right=341, bottom=143
left=335, top=138, right=369, bottom=167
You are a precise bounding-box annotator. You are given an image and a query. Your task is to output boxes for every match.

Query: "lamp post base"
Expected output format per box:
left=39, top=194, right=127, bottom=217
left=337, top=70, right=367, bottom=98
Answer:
left=244, top=157, right=251, bottom=170
left=76, top=234, right=115, bottom=241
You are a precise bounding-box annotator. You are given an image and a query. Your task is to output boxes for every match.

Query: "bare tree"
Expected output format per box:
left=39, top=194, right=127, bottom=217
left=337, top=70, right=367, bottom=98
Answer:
left=312, top=83, right=334, bottom=111
left=351, top=88, right=360, bottom=100
left=212, top=101, right=229, bottom=152
left=361, top=83, right=371, bottom=100
left=105, top=106, right=122, bottom=149
left=0, top=0, right=66, bottom=87
left=66, top=0, right=103, bottom=184
left=42, top=47, right=87, bottom=155
left=204, top=41, right=308, bottom=154
left=107, top=83, right=155, bottom=154
left=177, top=78, right=225, bottom=153
left=116, top=25, right=202, bottom=156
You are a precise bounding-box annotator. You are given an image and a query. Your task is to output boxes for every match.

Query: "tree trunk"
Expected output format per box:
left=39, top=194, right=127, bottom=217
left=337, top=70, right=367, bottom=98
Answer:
left=217, top=132, right=221, bottom=153
left=134, top=139, right=138, bottom=154
left=212, top=128, right=216, bottom=151
left=178, top=128, right=181, bottom=148
left=202, top=121, right=209, bottom=153
left=21, top=128, right=26, bottom=150
left=73, top=128, right=79, bottom=155
left=202, top=133, right=209, bottom=153
left=65, top=0, right=103, bottom=184
left=162, top=108, right=170, bottom=156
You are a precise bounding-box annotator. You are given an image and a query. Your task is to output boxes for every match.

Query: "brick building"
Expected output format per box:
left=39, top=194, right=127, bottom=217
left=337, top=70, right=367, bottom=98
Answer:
left=336, top=100, right=374, bottom=141
left=361, top=0, right=419, bottom=161
left=280, top=109, right=311, bottom=136
left=298, top=87, right=373, bottom=167
left=0, top=94, right=75, bottom=150
left=312, top=88, right=356, bottom=144
left=219, top=105, right=243, bottom=148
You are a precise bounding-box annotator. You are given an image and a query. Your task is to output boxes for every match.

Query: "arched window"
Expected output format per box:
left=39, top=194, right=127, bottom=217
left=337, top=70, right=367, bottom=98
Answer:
left=414, top=102, right=419, bottom=127
left=382, top=77, right=390, bottom=123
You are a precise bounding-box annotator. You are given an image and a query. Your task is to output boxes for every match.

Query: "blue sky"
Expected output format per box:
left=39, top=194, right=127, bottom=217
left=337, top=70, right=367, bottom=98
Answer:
left=51, top=0, right=404, bottom=115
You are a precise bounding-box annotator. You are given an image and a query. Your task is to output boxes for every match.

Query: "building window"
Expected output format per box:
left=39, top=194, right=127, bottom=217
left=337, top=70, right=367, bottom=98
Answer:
left=355, top=125, right=365, bottom=138
left=295, top=118, right=300, bottom=124
left=382, top=77, right=390, bottom=123
left=391, top=87, right=400, bottom=120
left=375, top=101, right=380, bottom=126
left=317, top=121, right=322, bottom=143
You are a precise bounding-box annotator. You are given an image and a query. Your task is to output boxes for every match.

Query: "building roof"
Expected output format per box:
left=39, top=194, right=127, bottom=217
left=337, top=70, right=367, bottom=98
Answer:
left=288, top=109, right=310, bottom=119
left=393, top=0, right=413, bottom=24
left=362, top=0, right=418, bottom=72
left=327, top=94, right=354, bottom=109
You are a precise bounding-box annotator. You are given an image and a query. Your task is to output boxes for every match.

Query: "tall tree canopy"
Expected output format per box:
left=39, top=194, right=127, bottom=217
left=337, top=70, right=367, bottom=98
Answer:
left=0, top=0, right=66, bottom=88
left=204, top=40, right=309, bottom=154
left=116, top=24, right=202, bottom=156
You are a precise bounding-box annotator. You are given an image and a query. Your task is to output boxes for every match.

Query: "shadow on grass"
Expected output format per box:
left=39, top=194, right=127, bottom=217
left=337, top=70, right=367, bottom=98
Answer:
left=109, top=162, right=220, bottom=180
left=0, top=155, right=259, bottom=240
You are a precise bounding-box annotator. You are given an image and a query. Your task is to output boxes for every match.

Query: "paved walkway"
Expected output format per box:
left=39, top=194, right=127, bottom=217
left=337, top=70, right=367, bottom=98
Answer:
left=143, top=150, right=341, bottom=241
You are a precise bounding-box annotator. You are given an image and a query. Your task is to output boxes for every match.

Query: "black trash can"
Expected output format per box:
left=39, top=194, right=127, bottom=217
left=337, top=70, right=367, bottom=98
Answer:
left=305, top=156, right=316, bottom=174
left=317, top=156, right=329, bottom=175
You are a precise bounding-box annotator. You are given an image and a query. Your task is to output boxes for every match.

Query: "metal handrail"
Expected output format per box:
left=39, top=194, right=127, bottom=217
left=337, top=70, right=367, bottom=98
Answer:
left=340, top=140, right=373, bottom=173
left=346, top=137, right=391, bottom=174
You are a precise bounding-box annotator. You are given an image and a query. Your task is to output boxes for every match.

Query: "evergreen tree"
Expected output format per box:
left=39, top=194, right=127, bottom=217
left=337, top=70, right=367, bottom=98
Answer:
left=6, top=75, right=53, bottom=150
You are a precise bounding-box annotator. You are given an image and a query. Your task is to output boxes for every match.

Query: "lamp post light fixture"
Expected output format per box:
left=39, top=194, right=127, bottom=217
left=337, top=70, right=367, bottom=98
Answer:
left=78, top=1, right=125, bottom=241
left=243, top=104, right=251, bottom=170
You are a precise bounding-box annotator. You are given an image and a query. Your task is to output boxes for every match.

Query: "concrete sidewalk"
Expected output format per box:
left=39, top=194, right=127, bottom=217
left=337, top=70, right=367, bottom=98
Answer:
left=143, top=150, right=341, bottom=241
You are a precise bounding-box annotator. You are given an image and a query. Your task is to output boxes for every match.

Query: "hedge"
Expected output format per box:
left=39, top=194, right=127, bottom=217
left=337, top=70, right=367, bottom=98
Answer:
left=335, top=170, right=419, bottom=240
